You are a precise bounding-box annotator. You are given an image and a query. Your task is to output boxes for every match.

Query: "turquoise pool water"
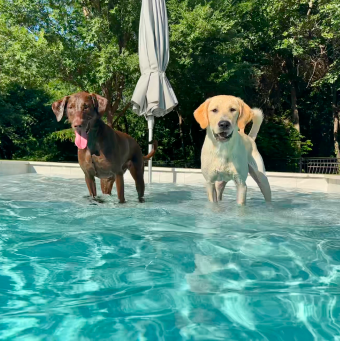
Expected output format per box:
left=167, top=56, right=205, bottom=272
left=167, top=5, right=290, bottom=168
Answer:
left=0, top=175, right=340, bottom=340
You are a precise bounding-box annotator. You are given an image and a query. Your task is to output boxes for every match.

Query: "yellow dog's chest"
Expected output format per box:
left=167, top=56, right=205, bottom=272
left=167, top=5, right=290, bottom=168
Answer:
left=201, top=137, right=248, bottom=182
left=202, top=154, right=238, bottom=180
left=211, top=160, right=237, bottom=181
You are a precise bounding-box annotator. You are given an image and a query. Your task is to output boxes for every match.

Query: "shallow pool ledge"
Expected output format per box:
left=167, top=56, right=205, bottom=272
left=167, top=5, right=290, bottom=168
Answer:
left=1, top=160, right=340, bottom=193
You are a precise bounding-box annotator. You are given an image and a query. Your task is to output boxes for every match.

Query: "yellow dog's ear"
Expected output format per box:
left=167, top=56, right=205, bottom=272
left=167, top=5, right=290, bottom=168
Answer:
left=237, top=98, right=253, bottom=132
left=194, top=98, right=211, bottom=129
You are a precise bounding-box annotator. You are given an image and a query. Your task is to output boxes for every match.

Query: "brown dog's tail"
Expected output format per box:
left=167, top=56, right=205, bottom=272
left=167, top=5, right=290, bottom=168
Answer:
left=143, top=140, right=158, bottom=161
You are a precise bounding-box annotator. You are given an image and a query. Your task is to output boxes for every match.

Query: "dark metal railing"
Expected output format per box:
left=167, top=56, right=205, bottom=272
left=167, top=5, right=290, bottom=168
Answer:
left=264, top=157, right=340, bottom=174
left=300, top=157, right=340, bottom=174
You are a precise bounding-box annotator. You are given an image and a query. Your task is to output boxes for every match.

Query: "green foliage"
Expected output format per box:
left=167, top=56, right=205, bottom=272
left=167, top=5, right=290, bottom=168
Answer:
left=49, top=129, right=74, bottom=143
left=257, top=117, right=313, bottom=158
left=0, top=0, right=339, bottom=169
left=0, top=84, right=74, bottom=160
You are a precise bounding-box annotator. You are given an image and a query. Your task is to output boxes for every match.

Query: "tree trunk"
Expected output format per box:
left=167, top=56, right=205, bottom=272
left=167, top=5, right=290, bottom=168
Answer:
left=190, top=119, right=201, bottom=168
left=291, top=82, right=300, bottom=132
left=307, top=0, right=313, bottom=17
left=107, top=106, right=114, bottom=128
left=178, top=111, right=186, bottom=163
left=102, top=84, right=122, bottom=128
left=123, top=115, right=129, bottom=135
left=102, top=74, right=126, bottom=128
left=332, top=85, right=340, bottom=158
left=102, top=85, right=114, bottom=127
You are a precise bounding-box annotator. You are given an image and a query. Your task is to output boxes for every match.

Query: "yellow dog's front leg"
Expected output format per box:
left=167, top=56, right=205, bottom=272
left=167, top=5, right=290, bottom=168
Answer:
left=215, top=181, right=227, bottom=201
left=235, top=178, right=247, bottom=205
left=206, top=182, right=217, bottom=202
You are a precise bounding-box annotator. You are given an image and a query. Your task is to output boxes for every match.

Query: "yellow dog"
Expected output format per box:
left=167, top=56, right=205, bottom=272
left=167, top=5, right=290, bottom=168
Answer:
left=194, top=95, right=271, bottom=205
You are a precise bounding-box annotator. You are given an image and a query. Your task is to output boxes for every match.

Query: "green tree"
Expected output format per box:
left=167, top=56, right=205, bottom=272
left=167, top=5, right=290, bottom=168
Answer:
left=0, top=0, right=140, bottom=128
left=3, top=0, right=339, bottom=168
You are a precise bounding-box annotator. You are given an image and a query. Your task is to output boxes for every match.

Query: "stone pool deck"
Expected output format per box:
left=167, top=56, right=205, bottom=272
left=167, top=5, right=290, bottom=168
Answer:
left=1, top=160, right=340, bottom=193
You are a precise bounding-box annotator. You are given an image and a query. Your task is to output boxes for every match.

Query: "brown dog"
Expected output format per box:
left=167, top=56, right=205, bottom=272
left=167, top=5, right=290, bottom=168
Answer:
left=52, top=91, right=157, bottom=203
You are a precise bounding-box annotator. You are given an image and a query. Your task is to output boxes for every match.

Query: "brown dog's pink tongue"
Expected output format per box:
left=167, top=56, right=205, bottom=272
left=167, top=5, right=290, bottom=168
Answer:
left=75, top=131, right=88, bottom=149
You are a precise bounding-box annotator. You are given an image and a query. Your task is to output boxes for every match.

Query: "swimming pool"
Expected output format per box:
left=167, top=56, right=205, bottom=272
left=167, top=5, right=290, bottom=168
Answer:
left=0, top=174, right=340, bottom=340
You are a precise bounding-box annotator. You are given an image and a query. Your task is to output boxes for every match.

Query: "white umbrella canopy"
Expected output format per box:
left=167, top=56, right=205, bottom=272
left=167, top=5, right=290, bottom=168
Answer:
left=131, top=0, right=178, bottom=183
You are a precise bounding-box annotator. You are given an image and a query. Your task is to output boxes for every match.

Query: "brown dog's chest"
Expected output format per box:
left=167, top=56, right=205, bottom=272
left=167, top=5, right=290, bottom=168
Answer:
left=79, top=149, right=118, bottom=179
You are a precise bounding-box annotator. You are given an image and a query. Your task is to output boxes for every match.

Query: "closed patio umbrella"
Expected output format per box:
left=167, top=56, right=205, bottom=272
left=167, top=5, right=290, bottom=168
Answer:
left=131, top=0, right=178, bottom=183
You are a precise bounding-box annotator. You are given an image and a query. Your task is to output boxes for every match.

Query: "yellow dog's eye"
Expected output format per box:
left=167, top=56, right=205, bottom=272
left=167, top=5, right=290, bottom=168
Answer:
left=212, top=108, right=218, bottom=113
left=230, top=108, right=236, bottom=112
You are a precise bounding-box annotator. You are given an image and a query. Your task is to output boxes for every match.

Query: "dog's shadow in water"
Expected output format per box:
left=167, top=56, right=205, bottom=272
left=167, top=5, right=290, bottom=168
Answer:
left=83, top=196, right=107, bottom=205
left=147, top=190, right=193, bottom=204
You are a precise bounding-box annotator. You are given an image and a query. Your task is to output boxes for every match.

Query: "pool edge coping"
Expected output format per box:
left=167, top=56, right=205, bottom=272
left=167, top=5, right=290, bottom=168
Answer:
left=1, top=160, right=340, bottom=193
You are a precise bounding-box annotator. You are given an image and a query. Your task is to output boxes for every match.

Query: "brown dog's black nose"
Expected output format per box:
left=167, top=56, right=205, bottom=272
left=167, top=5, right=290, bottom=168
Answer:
left=218, top=121, right=231, bottom=129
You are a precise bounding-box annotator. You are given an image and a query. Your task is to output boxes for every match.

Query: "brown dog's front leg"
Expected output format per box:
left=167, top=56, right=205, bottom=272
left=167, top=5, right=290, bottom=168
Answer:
left=115, top=173, right=126, bottom=203
left=85, top=175, right=97, bottom=197
left=100, top=178, right=115, bottom=195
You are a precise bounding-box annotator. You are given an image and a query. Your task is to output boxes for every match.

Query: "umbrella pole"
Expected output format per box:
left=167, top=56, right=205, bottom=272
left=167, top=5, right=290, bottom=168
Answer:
left=147, top=116, right=155, bottom=184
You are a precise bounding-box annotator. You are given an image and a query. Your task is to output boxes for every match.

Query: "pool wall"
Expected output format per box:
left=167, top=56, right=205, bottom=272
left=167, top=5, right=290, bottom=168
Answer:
left=1, top=160, right=340, bottom=193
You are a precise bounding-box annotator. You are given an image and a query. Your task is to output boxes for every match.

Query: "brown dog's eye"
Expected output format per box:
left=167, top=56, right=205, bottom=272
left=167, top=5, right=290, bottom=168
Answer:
left=83, top=104, right=89, bottom=110
left=230, top=108, right=236, bottom=112
left=212, top=108, right=218, bottom=113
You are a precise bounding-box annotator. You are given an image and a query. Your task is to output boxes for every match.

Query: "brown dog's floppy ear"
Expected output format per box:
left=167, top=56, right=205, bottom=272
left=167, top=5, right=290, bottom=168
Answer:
left=237, top=98, right=253, bottom=132
left=194, top=98, right=211, bottom=129
left=52, top=96, right=69, bottom=122
left=90, top=93, right=108, bottom=116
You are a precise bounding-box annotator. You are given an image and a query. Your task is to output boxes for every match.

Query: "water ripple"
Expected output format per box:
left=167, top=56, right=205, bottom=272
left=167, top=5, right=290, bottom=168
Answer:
left=0, top=174, right=340, bottom=340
